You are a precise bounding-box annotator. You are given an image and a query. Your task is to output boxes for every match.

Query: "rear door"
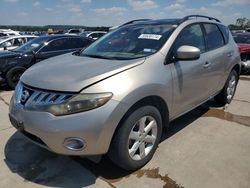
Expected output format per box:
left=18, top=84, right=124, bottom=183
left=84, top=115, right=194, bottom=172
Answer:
left=202, top=23, right=230, bottom=95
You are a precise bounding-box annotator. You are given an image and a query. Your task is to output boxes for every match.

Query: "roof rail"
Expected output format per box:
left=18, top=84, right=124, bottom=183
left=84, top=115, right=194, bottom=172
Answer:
left=121, top=19, right=152, bottom=27
left=182, top=15, right=221, bottom=23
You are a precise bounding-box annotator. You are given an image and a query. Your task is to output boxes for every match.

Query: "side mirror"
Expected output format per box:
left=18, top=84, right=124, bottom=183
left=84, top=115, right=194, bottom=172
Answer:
left=35, top=52, right=44, bottom=59
left=72, top=49, right=81, bottom=56
left=176, top=45, right=201, bottom=61
left=3, top=42, right=12, bottom=50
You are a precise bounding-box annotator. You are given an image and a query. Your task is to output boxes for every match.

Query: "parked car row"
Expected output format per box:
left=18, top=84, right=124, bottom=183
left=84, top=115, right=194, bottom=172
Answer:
left=233, top=33, right=250, bottom=73
left=0, top=35, right=94, bottom=89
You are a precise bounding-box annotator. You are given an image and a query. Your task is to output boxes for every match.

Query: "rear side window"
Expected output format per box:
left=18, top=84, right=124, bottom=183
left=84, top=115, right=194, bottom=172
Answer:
left=218, top=24, right=230, bottom=44
left=204, top=24, right=224, bottom=51
left=41, top=38, right=70, bottom=52
left=69, top=37, right=92, bottom=48
left=174, top=24, right=205, bottom=53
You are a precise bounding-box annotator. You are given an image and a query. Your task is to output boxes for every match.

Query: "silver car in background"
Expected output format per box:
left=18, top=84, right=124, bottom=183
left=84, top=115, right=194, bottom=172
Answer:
left=9, top=15, right=241, bottom=170
left=0, top=35, right=37, bottom=51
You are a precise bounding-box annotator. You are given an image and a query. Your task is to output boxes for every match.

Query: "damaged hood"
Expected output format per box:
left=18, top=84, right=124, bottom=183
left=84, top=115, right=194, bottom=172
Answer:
left=21, top=53, right=145, bottom=92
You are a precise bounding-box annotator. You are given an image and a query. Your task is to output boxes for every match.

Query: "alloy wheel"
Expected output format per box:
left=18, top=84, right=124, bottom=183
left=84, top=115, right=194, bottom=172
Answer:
left=226, top=74, right=236, bottom=101
left=128, top=116, right=158, bottom=161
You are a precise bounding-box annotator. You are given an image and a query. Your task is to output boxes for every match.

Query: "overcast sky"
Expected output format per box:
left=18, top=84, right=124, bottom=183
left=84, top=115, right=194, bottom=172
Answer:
left=0, top=0, right=249, bottom=26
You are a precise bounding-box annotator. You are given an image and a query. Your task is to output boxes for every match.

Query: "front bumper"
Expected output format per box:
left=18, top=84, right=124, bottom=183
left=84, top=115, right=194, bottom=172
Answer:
left=9, top=95, right=128, bottom=156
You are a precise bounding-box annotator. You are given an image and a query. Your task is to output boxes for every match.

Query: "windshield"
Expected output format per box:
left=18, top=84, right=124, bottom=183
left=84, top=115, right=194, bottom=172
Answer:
left=0, top=36, right=9, bottom=41
left=81, top=24, right=175, bottom=60
left=234, top=35, right=250, bottom=44
left=13, top=37, right=48, bottom=53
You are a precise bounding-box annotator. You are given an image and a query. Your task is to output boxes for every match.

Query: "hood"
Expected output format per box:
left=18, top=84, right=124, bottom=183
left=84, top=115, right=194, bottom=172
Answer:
left=21, top=53, right=145, bottom=92
left=0, top=50, right=20, bottom=59
left=237, top=43, right=250, bottom=53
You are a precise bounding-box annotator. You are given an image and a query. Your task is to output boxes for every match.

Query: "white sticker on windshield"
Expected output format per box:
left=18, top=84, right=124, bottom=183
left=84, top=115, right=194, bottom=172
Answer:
left=143, top=48, right=156, bottom=53
left=138, top=34, right=162, bottom=40
left=31, top=43, right=39, bottom=48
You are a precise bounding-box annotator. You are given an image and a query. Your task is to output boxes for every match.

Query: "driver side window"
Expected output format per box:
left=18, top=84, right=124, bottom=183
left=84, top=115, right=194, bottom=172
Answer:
left=174, top=24, right=205, bottom=53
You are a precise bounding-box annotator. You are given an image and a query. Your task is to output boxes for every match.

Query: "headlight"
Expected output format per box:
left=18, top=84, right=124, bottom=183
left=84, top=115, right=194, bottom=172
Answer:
left=27, top=93, right=113, bottom=116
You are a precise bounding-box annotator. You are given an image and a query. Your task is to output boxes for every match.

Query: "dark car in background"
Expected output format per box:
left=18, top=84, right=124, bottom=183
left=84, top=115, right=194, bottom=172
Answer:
left=234, top=33, right=250, bottom=73
left=0, top=35, right=93, bottom=89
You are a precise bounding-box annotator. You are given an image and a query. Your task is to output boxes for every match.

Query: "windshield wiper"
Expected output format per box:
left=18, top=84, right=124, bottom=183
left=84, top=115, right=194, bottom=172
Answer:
left=82, top=54, right=117, bottom=60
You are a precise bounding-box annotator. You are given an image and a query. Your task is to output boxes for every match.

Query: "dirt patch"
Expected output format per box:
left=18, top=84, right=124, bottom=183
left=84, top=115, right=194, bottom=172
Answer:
left=73, top=156, right=183, bottom=188
left=203, top=108, right=250, bottom=127
left=239, top=77, right=250, bottom=81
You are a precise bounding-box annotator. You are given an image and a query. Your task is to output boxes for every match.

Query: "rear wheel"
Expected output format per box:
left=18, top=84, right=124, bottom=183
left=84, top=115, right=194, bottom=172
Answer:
left=6, top=67, right=26, bottom=89
left=214, top=70, right=238, bottom=106
left=108, top=106, right=162, bottom=170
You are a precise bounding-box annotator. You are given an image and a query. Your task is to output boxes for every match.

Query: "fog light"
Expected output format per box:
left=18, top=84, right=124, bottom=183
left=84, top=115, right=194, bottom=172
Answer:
left=63, top=138, right=86, bottom=151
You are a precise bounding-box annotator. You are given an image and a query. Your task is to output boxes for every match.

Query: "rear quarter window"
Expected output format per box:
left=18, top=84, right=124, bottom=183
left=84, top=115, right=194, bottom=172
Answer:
left=218, top=24, right=230, bottom=44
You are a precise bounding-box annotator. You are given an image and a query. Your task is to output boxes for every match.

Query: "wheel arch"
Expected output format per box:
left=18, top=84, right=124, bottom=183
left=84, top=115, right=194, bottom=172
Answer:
left=231, top=64, right=241, bottom=77
left=108, top=95, right=170, bottom=152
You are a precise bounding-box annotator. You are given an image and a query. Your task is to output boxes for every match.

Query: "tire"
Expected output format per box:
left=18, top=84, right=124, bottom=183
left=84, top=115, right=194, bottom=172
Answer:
left=6, top=67, right=26, bottom=89
left=214, top=70, right=238, bottom=106
left=108, top=106, right=162, bottom=171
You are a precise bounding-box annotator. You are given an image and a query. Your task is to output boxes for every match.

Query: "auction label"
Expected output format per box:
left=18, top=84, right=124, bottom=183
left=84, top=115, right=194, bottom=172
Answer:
left=138, top=34, right=162, bottom=40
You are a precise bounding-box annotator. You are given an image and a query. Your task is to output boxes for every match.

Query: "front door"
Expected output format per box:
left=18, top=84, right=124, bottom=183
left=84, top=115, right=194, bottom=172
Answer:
left=170, top=24, right=211, bottom=117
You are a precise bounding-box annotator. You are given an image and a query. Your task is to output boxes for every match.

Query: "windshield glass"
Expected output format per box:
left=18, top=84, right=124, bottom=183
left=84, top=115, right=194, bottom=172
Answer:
left=81, top=24, right=175, bottom=60
left=0, top=36, right=9, bottom=42
left=234, top=35, right=250, bottom=44
left=13, top=37, right=48, bottom=53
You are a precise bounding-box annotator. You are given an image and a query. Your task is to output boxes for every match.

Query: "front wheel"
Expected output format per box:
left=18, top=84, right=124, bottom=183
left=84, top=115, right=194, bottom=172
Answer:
left=214, top=70, right=238, bottom=106
left=108, top=106, right=162, bottom=171
left=6, top=67, right=26, bottom=89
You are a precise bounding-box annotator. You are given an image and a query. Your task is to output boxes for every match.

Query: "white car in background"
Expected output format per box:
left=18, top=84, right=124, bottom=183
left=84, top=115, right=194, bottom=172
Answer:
left=64, top=29, right=83, bottom=35
left=80, top=31, right=107, bottom=40
left=0, top=29, right=20, bottom=37
left=0, top=35, right=37, bottom=51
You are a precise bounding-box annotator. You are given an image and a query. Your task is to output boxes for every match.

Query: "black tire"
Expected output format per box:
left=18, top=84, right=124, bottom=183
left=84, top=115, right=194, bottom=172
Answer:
left=6, top=67, right=26, bottom=89
left=214, top=70, right=238, bottom=106
left=108, top=106, right=162, bottom=171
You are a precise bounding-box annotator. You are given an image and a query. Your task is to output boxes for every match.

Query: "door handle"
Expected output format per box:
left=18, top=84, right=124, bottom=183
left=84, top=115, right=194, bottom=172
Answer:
left=203, top=62, right=211, bottom=68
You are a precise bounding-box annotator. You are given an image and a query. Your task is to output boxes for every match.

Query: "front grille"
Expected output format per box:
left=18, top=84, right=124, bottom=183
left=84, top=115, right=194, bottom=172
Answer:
left=15, top=82, right=74, bottom=107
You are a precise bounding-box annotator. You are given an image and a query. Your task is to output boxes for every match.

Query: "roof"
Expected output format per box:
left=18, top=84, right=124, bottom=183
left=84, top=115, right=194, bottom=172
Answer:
left=37, top=34, right=87, bottom=40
